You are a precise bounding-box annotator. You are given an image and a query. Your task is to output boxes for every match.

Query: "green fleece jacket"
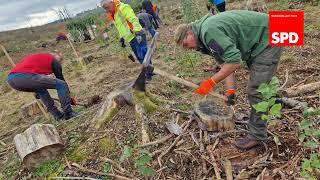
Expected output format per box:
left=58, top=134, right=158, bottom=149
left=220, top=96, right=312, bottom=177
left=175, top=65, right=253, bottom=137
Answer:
left=191, top=10, right=269, bottom=64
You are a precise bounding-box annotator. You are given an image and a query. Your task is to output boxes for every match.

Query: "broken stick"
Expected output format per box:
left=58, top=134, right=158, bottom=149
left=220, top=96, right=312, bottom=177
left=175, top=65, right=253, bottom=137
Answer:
left=283, top=81, right=320, bottom=97
left=71, top=163, right=133, bottom=180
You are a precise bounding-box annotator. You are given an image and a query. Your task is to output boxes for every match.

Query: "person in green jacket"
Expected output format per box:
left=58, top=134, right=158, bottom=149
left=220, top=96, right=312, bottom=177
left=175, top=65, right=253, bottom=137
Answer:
left=174, top=10, right=283, bottom=150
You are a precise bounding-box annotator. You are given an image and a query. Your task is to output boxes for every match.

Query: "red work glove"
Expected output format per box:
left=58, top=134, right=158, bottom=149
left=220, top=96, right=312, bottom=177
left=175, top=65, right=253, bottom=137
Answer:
left=70, top=97, right=78, bottom=105
left=195, top=78, right=216, bottom=96
left=225, top=89, right=236, bottom=106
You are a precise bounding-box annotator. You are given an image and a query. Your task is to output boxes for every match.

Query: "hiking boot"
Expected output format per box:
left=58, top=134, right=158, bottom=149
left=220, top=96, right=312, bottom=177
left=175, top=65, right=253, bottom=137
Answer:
left=64, top=111, right=80, bottom=120
left=146, top=76, right=152, bottom=84
left=51, top=110, right=64, bottom=121
left=234, top=134, right=260, bottom=150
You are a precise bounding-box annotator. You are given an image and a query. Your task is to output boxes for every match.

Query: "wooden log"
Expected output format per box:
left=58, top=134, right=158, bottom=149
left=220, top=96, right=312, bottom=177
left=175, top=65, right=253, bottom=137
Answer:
left=283, top=81, right=320, bottom=97
left=13, top=124, right=64, bottom=169
left=193, top=99, right=234, bottom=132
left=20, top=100, right=47, bottom=118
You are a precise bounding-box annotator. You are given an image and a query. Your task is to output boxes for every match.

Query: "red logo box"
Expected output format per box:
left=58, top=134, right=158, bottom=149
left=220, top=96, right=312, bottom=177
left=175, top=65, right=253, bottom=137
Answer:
left=269, top=11, right=304, bottom=46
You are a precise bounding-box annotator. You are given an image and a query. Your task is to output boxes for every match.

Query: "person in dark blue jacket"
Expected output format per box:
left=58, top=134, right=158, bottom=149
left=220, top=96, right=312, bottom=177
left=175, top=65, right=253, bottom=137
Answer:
left=142, top=0, right=159, bottom=29
left=211, top=0, right=226, bottom=12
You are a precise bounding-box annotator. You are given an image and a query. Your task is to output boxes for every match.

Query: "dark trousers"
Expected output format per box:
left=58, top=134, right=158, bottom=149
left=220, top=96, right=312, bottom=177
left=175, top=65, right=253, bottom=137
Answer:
left=146, top=11, right=159, bottom=29
left=7, top=73, right=72, bottom=116
left=247, top=46, right=283, bottom=140
left=216, top=2, right=226, bottom=12
left=130, top=33, right=153, bottom=79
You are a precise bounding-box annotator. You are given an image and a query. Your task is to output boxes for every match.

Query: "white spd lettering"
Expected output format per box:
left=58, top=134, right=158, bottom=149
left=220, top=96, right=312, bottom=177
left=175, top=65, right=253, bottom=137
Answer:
left=271, top=32, right=299, bottom=44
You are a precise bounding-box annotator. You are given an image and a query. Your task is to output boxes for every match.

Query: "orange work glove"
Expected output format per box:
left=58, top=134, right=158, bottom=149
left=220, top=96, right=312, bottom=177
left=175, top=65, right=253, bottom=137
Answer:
left=225, top=89, right=236, bottom=106
left=70, top=97, right=78, bottom=105
left=195, top=78, right=216, bottom=96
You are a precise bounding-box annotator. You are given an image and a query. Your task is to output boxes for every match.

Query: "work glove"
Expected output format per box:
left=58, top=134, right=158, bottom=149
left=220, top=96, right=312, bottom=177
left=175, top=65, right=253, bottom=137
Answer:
left=225, top=89, right=236, bottom=106
left=120, top=38, right=126, bottom=48
left=34, top=93, right=40, bottom=99
left=135, top=31, right=145, bottom=44
left=70, top=96, right=78, bottom=106
left=136, top=35, right=143, bottom=44
left=195, top=78, right=216, bottom=96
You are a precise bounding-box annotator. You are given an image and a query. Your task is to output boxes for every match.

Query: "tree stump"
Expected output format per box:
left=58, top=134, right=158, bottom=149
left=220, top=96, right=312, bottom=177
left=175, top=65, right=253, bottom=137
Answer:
left=193, top=99, right=234, bottom=131
left=13, top=124, right=64, bottom=169
left=90, top=82, right=160, bottom=144
left=20, top=100, right=47, bottom=118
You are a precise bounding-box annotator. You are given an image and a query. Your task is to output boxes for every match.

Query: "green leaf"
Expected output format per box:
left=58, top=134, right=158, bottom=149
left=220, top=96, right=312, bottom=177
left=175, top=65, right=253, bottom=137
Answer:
left=304, top=128, right=313, bottom=136
left=299, top=119, right=312, bottom=130
left=120, top=145, right=133, bottom=162
left=312, top=129, right=320, bottom=137
left=103, top=163, right=112, bottom=174
left=268, top=98, right=276, bottom=106
left=273, top=136, right=281, bottom=145
left=298, top=134, right=306, bottom=142
left=136, top=155, right=152, bottom=166
left=269, top=120, right=277, bottom=126
left=302, top=159, right=312, bottom=171
left=137, top=165, right=157, bottom=177
left=261, top=114, right=270, bottom=121
left=253, top=101, right=269, bottom=113
left=304, top=141, right=319, bottom=149
left=270, top=103, right=282, bottom=117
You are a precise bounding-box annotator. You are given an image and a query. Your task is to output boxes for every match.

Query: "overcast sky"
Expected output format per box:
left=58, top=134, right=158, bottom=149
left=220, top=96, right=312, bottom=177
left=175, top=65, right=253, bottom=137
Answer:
left=0, top=0, right=101, bottom=32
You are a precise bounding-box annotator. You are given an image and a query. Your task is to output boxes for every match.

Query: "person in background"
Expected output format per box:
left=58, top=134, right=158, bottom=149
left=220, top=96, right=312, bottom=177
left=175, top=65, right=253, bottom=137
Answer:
left=209, top=0, right=226, bottom=13
left=152, top=3, right=162, bottom=24
left=137, top=11, right=157, bottom=38
left=142, top=0, right=159, bottom=29
left=100, top=0, right=154, bottom=81
left=7, top=51, right=78, bottom=120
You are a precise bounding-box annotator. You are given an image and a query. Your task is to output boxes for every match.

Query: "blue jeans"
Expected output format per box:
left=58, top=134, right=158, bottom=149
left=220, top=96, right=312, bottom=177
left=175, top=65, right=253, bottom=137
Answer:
left=130, top=33, right=153, bottom=79
left=148, top=28, right=156, bottom=38
left=7, top=73, right=72, bottom=115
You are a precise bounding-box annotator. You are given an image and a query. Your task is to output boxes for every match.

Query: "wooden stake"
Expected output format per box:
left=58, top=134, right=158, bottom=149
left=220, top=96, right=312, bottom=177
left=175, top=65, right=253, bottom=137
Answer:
left=0, top=43, right=50, bottom=121
left=66, top=35, right=85, bottom=69
left=0, top=44, right=15, bottom=67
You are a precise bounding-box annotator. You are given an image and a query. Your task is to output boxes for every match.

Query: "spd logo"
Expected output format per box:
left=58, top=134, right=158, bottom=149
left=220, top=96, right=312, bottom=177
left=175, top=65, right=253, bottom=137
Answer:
left=269, top=11, right=304, bottom=46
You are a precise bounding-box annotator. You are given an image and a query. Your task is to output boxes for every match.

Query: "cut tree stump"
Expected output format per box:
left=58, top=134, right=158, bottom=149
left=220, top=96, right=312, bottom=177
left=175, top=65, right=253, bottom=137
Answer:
left=13, top=124, right=64, bottom=169
left=21, top=100, right=47, bottom=118
left=283, top=81, right=320, bottom=97
left=90, top=82, right=159, bottom=144
left=193, top=99, right=234, bottom=131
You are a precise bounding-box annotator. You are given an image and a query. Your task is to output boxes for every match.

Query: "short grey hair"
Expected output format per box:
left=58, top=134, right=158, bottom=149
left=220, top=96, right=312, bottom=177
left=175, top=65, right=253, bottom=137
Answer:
left=100, top=0, right=113, bottom=7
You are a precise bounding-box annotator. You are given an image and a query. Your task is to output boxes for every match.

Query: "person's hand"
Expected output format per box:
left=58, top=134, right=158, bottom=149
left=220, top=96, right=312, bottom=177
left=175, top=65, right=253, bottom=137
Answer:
left=120, top=38, right=126, bottom=48
left=136, top=35, right=142, bottom=43
left=195, top=78, right=216, bottom=96
left=70, top=97, right=78, bottom=105
left=225, top=89, right=236, bottom=106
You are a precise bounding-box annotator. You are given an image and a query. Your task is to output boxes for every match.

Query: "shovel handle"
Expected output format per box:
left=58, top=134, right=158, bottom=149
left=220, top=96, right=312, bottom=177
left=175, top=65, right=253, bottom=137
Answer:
left=153, top=68, right=227, bottom=101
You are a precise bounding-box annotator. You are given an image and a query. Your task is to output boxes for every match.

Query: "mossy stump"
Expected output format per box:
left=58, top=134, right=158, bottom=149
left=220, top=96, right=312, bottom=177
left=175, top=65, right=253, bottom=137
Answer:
left=90, top=82, right=159, bottom=144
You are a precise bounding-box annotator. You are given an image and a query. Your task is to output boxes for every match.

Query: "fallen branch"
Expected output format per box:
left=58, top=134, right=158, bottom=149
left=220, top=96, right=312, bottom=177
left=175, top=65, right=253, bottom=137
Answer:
left=279, top=69, right=289, bottom=90
left=101, top=157, right=127, bottom=173
left=224, top=159, right=233, bottom=180
left=283, top=81, right=320, bottom=97
left=208, top=153, right=221, bottom=180
left=158, top=118, right=193, bottom=167
left=71, top=163, right=133, bottom=180
left=50, top=177, right=99, bottom=180
left=64, top=155, right=71, bottom=169
left=137, top=135, right=173, bottom=148
left=279, top=97, right=308, bottom=110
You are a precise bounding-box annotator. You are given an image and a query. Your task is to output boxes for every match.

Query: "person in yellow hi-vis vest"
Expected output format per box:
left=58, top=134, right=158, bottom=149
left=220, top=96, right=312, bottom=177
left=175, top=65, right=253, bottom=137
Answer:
left=101, top=0, right=154, bottom=81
